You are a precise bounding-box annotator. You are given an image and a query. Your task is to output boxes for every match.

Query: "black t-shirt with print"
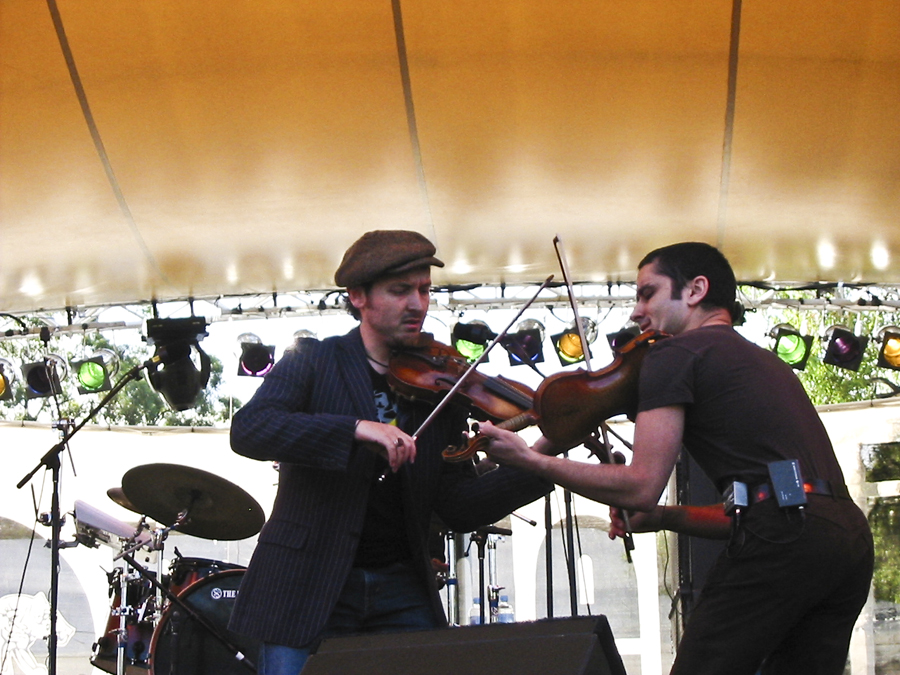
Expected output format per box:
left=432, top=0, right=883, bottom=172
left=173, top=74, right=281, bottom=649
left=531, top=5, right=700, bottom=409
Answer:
left=353, top=366, right=412, bottom=568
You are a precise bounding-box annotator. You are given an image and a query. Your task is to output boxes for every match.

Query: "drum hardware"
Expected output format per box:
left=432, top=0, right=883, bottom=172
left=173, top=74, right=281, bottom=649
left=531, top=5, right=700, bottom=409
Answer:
left=118, top=551, right=256, bottom=673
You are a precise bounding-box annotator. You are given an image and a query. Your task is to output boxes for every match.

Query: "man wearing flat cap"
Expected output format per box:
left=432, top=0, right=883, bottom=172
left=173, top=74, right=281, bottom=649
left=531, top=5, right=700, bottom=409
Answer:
left=229, top=230, right=551, bottom=675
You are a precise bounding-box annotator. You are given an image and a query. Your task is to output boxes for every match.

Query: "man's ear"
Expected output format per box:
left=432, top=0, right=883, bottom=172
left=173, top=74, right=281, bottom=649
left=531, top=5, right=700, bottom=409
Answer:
left=347, top=286, right=368, bottom=311
left=684, top=276, right=710, bottom=307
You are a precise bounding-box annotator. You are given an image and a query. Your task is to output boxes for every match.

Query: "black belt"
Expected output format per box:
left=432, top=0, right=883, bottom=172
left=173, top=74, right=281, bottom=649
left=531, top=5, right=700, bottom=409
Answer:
left=749, top=478, right=834, bottom=505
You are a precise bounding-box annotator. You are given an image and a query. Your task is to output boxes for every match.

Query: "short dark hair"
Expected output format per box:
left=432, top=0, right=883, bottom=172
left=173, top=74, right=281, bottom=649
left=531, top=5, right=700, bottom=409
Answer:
left=639, top=242, right=736, bottom=312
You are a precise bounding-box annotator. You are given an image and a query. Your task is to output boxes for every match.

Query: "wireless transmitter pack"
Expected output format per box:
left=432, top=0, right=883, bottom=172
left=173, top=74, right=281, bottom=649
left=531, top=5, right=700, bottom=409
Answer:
left=767, top=459, right=807, bottom=508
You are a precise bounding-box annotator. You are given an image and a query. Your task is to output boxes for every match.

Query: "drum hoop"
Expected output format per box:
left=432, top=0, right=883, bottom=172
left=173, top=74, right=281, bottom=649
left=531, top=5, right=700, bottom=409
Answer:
left=148, top=568, right=247, bottom=673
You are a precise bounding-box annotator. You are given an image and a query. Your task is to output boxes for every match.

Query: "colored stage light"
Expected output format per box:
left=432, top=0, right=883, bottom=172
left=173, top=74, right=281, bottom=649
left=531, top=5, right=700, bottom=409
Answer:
left=21, top=355, right=67, bottom=399
left=237, top=333, right=276, bottom=377
left=501, top=320, right=545, bottom=367
left=0, top=358, right=14, bottom=401
left=71, top=350, right=117, bottom=394
left=823, top=326, right=869, bottom=372
left=552, top=318, right=597, bottom=366
left=452, top=321, right=497, bottom=364
left=769, top=324, right=814, bottom=371
left=876, top=327, right=900, bottom=371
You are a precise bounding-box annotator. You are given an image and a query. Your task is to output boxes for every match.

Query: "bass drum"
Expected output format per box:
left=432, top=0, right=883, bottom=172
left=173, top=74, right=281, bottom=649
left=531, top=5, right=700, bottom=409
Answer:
left=150, top=569, right=259, bottom=675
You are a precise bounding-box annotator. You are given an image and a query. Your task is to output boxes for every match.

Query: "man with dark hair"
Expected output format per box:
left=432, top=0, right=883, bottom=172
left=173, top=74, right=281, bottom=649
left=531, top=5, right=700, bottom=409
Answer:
left=480, top=241, right=872, bottom=674
left=229, top=230, right=550, bottom=675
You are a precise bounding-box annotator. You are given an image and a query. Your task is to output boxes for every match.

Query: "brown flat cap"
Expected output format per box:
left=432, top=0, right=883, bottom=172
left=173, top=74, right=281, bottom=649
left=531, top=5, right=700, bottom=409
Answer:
left=334, top=230, right=444, bottom=288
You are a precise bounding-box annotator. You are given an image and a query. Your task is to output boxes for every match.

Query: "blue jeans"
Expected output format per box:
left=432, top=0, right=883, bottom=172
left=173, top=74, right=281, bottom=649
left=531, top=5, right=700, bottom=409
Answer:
left=258, top=562, right=440, bottom=675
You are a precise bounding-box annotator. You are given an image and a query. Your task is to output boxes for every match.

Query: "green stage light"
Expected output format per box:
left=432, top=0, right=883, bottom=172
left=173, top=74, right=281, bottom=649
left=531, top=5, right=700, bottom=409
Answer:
left=72, top=354, right=114, bottom=394
left=452, top=321, right=497, bottom=364
left=769, top=324, right=814, bottom=371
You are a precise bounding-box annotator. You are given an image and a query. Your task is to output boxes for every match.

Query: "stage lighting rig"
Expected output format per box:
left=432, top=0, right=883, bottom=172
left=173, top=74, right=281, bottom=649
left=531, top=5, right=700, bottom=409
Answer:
left=144, top=317, right=211, bottom=411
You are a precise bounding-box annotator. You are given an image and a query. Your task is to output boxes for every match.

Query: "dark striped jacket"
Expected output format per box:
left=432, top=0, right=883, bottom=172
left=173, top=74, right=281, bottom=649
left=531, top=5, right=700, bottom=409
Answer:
left=228, top=327, right=551, bottom=647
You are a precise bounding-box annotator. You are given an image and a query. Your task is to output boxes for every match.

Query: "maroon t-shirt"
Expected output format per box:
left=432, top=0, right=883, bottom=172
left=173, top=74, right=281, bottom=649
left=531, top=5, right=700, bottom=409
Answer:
left=637, top=325, right=846, bottom=492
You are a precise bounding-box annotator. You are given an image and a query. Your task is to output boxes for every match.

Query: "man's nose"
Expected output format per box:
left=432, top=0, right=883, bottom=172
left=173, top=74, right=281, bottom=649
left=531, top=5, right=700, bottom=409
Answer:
left=409, top=291, right=428, bottom=312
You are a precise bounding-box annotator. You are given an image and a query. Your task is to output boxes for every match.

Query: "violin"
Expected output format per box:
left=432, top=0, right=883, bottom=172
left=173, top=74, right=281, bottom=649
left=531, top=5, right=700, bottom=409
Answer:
left=535, top=329, right=668, bottom=447
left=439, top=329, right=669, bottom=461
left=387, top=334, right=535, bottom=425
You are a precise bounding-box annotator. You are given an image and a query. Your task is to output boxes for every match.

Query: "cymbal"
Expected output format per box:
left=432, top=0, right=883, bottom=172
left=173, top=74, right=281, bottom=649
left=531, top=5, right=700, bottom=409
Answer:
left=107, top=486, right=141, bottom=514
left=121, top=463, right=265, bottom=541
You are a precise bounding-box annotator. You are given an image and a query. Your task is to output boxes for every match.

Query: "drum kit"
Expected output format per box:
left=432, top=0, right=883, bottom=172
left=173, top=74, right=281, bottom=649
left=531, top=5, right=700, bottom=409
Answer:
left=73, top=463, right=266, bottom=675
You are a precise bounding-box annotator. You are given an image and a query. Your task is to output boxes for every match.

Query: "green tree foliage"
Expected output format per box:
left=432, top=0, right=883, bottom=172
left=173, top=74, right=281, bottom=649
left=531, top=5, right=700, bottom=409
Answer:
left=0, top=328, right=237, bottom=427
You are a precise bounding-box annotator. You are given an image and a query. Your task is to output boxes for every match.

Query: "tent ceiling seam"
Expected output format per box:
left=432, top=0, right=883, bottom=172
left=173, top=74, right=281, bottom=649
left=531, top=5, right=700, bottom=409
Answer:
left=45, top=0, right=172, bottom=289
left=716, top=0, right=743, bottom=249
left=390, top=0, right=438, bottom=246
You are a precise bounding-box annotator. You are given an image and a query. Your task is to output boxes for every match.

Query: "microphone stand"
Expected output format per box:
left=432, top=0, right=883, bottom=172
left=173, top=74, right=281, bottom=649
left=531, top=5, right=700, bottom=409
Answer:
left=16, top=360, right=151, bottom=675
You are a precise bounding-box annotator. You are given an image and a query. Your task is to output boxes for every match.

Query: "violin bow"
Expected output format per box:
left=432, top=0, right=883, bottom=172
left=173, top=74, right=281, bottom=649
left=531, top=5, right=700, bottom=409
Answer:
left=409, top=274, right=555, bottom=442
left=553, top=235, right=635, bottom=562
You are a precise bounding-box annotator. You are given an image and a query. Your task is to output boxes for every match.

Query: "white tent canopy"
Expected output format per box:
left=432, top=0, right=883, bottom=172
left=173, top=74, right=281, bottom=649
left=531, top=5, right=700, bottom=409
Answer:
left=2, top=0, right=899, bottom=315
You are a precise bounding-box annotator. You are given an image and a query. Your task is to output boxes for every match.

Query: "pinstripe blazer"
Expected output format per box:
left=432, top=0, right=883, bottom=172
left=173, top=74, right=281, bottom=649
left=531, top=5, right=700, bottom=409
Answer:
left=228, top=328, right=551, bottom=648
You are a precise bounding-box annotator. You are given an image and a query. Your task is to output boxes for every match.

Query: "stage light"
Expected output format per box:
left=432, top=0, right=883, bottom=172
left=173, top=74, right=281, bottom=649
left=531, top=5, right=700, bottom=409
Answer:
left=71, top=349, right=118, bottom=394
left=769, top=324, right=814, bottom=371
left=452, top=321, right=497, bottom=364
left=876, top=326, right=900, bottom=371
left=607, top=326, right=641, bottom=351
left=237, top=333, right=276, bottom=377
left=501, top=319, right=545, bottom=367
left=552, top=318, right=598, bottom=366
left=823, top=326, right=869, bottom=372
left=145, top=317, right=211, bottom=411
left=0, top=358, right=15, bottom=401
left=21, top=355, right=68, bottom=399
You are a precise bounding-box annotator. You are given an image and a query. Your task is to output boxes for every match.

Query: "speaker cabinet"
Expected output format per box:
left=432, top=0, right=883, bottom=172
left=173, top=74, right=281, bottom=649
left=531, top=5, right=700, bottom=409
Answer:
left=302, top=616, right=626, bottom=675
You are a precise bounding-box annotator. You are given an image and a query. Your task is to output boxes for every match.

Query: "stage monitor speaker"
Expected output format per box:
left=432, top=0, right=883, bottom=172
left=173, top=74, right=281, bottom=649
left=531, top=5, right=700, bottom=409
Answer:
left=301, top=616, right=626, bottom=675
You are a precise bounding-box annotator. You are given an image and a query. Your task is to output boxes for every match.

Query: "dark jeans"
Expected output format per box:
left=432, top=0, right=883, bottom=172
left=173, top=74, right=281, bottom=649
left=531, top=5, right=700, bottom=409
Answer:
left=672, top=495, right=873, bottom=675
left=258, top=561, right=440, bottom=675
